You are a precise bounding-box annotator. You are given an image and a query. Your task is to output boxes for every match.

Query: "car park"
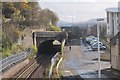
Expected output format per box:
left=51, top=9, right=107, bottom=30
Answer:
left=86, top=35, right=106, bottom=51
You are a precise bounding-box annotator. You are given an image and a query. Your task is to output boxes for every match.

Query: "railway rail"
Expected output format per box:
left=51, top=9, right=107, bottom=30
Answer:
left=12, top=54, right=54, bottom=79
left=30, top=54, right=54, bottom=78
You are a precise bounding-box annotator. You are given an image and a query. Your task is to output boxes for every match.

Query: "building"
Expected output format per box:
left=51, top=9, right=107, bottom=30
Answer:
left=110, top=32, right=120, bottom=70
left=60, top=26, right=72, bottom=34
left=106, top=8, right=120, bottom=39
left=106, top=7, right=120, bottom=71
left=60, top=26, right=88, bottom=39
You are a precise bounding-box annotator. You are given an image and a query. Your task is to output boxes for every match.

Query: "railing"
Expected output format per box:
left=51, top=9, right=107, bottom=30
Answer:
left=0, top=49, right=33, bottom=73
left=49, top=39, right=66, bottom=78
left=49, top=53, right=57, bottom=78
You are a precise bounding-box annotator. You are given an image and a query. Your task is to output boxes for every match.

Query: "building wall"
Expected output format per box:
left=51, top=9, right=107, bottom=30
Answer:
left=111, top=44, right=119, bottom=70
left=107, top=12, right=119, bottom=38
left=111, top=36, right=120, bottom=70
left=106, top=10, right=120, bottom=71
left=118, top=33, right=120, bottom=70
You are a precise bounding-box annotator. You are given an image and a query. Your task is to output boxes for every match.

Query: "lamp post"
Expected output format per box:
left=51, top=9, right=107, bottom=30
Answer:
left=72, top=15, right=73, bottom=35
left=97, top=18, right=104, bottom=78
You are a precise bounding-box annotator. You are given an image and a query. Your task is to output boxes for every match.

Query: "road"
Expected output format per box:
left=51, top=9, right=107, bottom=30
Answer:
left=59, top=39, right=111, bottom=78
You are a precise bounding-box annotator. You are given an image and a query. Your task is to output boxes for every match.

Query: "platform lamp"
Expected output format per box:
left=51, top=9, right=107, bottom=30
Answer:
left=97, top=18, right=104, bottom=78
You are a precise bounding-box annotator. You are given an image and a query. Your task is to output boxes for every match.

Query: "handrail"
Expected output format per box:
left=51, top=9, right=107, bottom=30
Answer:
left=49, top=39, right=66, bottom=78
left=49, top=53, right=58, bottom=78
left=56, top=57, right=63, bottom=77
left=56, top=39, right=66, bottom=77
left=0, top=49, right=32, bottom=73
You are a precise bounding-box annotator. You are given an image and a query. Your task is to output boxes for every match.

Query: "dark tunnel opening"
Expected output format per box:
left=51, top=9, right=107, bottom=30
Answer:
left=34, top=40, right=62, bottom=74
left=36, top=40, right=61, bottom=58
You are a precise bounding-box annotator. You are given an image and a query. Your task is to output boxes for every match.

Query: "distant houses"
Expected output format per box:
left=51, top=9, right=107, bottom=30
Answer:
left=60, top=25, right=87, bottom=39
left=106, top=7, right=120, bottom=71
left=60, top=21, right=107, bottom=40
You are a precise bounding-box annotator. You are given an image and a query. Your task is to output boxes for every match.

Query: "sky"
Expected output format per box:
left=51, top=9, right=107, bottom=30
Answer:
left=39, top=0, right=119, bottom=22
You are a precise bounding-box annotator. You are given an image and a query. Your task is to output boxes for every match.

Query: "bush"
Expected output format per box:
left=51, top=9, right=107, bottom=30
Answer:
left=31, top=45, right=38, bottom=54
left=50, top=25, right=61, bottom=31
left=11, top=43, right=25, bottom=54
left=27, top=45, right=38, bottom=60
left=2, top=48, right=12, bottom=58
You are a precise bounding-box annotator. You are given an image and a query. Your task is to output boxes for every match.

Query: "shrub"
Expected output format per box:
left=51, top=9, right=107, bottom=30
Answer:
left=31, top=45, right=38, bottom=54
left=2, top=48, right=12, bottom=58
left=50, top=25, right=61, bottom=31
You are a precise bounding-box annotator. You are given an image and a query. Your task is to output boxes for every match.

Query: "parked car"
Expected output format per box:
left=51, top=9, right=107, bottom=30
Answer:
left=91, top=43, right=106, bottom=51
left=90, top=41, right=103, bottom=46
left=90, top=39, right=98, bottom=45
left=86, top=36, right=95, bottom=41
left=86, top=36, right=96, bottom=44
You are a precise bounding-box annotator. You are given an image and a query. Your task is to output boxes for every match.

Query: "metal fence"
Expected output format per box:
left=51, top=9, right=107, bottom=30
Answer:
left=0, top=49, right=33, bottom=72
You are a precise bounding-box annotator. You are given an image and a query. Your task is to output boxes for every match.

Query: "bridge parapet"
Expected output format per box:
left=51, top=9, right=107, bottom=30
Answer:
left=35, top=31, right=61, bottom=37
left=32, top=31, right=67, bottom=46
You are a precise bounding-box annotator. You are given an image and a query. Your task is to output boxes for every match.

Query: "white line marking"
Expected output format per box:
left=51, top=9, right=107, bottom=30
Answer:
left=64, top=70, right=73, bottom=76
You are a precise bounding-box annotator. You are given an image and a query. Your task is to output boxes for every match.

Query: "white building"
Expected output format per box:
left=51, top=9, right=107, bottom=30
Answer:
left=105, top=7, right=120, bottom=71
left=105, top=8, right=120, bottom=39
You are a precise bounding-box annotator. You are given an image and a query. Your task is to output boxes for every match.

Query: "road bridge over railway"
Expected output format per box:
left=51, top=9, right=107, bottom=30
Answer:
left=32, top=30, right=68, bottom=56
left=32, top=31, right=67, bottom=46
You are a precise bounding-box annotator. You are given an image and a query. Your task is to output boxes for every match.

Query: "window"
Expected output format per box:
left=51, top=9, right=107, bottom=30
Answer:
left=116, top=38, right=118, bottom=45
left=107, top=12, right=109, bottom=23
left=117, top=13, right=119, bottom=17
left=111, top=13, right=114, bottom=36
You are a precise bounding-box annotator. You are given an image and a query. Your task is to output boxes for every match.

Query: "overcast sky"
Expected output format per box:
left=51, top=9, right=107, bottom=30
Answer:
left=39, top=0, right=119, bottom=22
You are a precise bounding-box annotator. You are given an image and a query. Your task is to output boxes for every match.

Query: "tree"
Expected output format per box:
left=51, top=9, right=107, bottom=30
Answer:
left=39, top=8, right=59, bottom=29
left=1, top=2, right=59, bottom=57
left=2, top=3, right=15, bottom=18
left=50, top=25, right=61, bottom=31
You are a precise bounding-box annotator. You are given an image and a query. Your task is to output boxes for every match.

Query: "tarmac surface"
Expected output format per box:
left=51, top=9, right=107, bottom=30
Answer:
left=59, top=39, right=120, bottom=79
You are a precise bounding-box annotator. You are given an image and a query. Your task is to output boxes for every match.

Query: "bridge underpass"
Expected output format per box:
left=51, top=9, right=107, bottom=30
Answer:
left=36, top=39, right=61, bottom=57
left=32, top=31, right=67, bottom=61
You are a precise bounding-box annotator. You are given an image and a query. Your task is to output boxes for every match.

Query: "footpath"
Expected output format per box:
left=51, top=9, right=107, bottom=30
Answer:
left=59, top=39, right=119, bottom=79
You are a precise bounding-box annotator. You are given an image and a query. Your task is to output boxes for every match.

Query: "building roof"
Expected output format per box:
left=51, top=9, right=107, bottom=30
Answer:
left=105, top=8, right=120, bottom=13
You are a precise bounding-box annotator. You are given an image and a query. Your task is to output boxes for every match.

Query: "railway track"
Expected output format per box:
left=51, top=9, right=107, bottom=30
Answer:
left=13, top=54, right=54, bottom=79
left=30, top=54, right=55, bottom=78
